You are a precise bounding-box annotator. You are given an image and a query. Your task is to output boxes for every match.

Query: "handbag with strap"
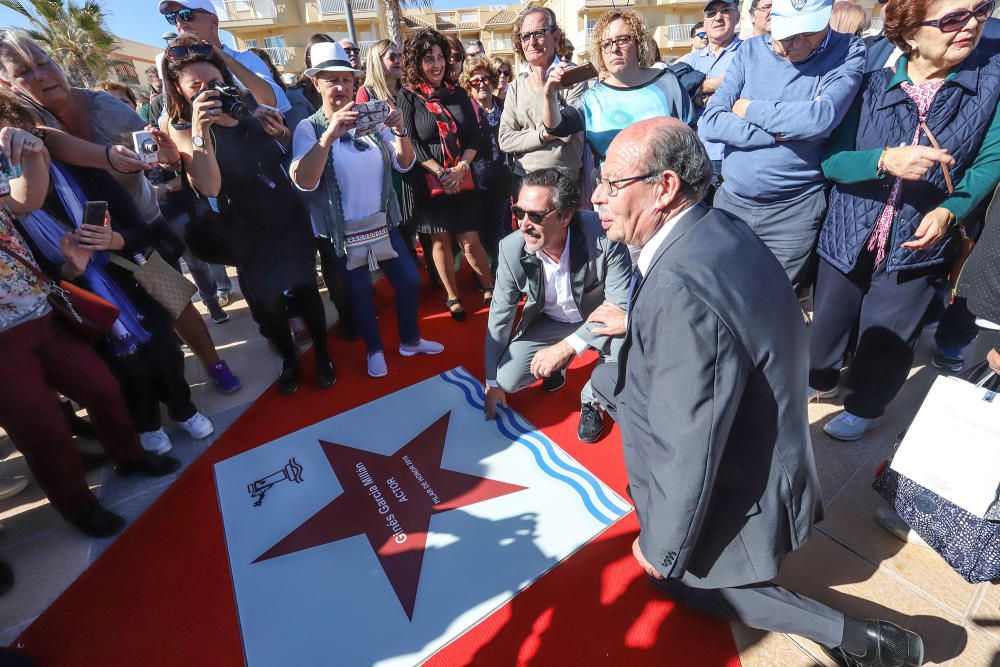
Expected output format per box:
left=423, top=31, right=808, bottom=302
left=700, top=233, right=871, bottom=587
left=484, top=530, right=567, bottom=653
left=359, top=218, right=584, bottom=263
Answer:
left=0, top=241, right=119, bottom=343
left=343, top=211, right=398, bottom=271
left=107, top=251, right=196, bottom=320
left=873, top=364, right=1000, bottom=583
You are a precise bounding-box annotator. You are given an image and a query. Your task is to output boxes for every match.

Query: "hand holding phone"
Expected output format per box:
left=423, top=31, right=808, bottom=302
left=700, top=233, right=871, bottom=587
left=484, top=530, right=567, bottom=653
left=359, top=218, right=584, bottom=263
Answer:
left=559, top=62, right=598, bottom=87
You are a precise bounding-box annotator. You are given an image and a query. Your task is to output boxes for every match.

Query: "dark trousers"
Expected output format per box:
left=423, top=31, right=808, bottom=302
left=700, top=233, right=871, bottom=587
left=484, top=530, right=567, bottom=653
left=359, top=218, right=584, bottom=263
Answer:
left=810, top=255, right=938, bottom=418
left=319, top=228, right=420, bottom=354
left=316, top=243, right=359, bottom=335
left=242, top=276, right=330, bottom=368
left=935, top=296, right=980, bottom=351
left=654, top=579, right=844, bottom=648
left=0, top=314, right=143, bottom=512
left=589, top=362, right=846, bottom=649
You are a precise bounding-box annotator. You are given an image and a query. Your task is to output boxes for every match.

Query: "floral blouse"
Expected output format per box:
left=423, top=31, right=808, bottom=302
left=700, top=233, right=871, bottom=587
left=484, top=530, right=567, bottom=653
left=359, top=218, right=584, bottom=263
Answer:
left=0, top=207, right=50, bottom=333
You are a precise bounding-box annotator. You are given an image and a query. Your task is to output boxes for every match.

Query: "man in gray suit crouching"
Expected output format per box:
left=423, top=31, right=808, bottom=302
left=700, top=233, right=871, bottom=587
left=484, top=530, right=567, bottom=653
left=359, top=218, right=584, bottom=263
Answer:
left=587, top=117, right=924, bottom=667
left=483, top=169, right=631, bottom=443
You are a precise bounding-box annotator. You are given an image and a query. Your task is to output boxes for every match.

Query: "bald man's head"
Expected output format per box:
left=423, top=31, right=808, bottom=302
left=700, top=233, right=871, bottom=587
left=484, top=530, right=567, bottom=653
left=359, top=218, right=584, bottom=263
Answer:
left=611, top=117, right=712, bottom=202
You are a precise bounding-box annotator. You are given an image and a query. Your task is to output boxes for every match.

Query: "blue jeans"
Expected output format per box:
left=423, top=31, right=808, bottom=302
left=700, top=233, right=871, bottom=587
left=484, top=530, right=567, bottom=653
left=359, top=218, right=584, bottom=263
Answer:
left=322, top=227, right=420, bottom=354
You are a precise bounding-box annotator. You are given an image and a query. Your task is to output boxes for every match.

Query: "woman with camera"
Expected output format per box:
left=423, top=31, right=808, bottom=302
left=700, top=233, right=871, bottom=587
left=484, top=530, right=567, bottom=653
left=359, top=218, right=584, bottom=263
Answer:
left=290, top=43, right=443, bottom=379
left=0, top=111, right=181, bottom=538
left=164, top=36, right=334, bottom=395
left=0, top=29, right=240, bottom=394
left=398, top=29, right=494, bottom=321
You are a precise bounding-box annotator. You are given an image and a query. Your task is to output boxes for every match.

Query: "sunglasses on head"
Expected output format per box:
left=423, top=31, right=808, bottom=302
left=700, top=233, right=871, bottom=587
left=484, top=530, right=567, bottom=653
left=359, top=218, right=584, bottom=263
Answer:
left=166, top=43, right=214, bottom=61
left=512, top=206, right=557, bottom=225
left=921, top=0, right=994, bottom=32
left=164, top=8, right=208, bottom=25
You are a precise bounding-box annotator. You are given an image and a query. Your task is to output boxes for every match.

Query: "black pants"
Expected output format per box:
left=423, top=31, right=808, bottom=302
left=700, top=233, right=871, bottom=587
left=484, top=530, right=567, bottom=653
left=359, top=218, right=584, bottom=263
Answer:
left=809, top=254, right=939, bottom=418
left=315, top=240, right=359, bottom=335
left=241, top=276, right=330, bottom=368
left=935, top=296, right=980, bottom=351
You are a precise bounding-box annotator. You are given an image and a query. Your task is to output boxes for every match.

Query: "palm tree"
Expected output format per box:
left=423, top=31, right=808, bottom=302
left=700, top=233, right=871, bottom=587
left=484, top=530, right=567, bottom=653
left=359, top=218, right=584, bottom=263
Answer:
left=381, top=0, right=429, bottom=49
left=0, top=0, right=117, bottom=87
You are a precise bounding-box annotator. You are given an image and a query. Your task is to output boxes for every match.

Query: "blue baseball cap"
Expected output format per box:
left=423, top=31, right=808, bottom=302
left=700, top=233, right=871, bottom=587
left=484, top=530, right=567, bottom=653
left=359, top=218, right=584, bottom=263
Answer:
left=770, top=0, right=832, bottom=40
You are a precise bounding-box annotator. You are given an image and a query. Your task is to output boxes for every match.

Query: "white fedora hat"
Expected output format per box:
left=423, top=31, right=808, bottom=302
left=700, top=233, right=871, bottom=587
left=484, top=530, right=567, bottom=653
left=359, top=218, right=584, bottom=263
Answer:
left=304, top=42, right=360, bottom=77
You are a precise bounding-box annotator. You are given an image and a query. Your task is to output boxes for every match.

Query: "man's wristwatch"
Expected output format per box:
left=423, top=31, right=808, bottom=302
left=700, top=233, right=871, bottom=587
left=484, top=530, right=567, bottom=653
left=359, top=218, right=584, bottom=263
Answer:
left=391, top=126, right=408, bottom=137
left=192, top=135, right=205, bottom=148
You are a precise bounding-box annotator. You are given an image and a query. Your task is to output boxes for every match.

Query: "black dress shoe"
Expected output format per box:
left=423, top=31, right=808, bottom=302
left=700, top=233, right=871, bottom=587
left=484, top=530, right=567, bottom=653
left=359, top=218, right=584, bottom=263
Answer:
left=114, top=452, right=182, bottom=477
left=824, top=620, right=925, bottom=667
left=65, top=500, right=126, bottom=538
left=0, top=560, right=12, bottom=597
left=316, top=360, right=337, bottom=389
left=277, top=362, right=299, bottom=396
left=578, top=404, right=607, bottom=443
left=542, top=369, right=567, bottom=392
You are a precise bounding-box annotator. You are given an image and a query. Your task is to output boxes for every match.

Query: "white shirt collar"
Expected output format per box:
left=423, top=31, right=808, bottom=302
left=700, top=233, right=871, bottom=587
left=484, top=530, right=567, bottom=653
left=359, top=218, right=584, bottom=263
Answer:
left=636, top=204, right=696, bottom=276
left=536, top=226, right=571, bottom=267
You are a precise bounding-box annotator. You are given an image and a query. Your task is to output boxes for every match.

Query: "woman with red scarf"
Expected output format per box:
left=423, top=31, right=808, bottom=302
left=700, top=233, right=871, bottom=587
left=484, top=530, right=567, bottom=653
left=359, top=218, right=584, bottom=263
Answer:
left=398, top=29, right=494, bottom=321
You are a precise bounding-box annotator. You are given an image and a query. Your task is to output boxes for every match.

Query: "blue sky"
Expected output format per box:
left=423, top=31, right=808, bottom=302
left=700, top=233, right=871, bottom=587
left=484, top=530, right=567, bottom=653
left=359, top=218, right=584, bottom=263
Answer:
left=0, top=1, right=514, bottom=49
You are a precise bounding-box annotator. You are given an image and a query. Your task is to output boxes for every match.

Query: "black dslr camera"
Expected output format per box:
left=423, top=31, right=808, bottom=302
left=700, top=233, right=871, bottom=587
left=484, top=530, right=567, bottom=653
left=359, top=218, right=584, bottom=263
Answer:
left=194, top=82, right=247, bottom=120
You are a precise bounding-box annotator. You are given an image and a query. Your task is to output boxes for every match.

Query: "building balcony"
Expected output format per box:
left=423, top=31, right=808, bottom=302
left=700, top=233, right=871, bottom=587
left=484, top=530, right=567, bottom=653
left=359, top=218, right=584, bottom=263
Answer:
left=654, top=23, right=696, bottom=50
left=212, top=0, right=279, bottom=28
left=358, top=40, right=379, bottom=61
left=490, top=37, right=513, bottom=52
left=260, top=45, right=294, bottom=67
left=314, top=0, right=378, bottom=21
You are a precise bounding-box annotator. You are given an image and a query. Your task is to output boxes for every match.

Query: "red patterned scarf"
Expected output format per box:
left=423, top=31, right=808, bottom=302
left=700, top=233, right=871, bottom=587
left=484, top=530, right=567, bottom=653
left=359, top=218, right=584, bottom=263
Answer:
left=410, top=82, right=462, bottom=168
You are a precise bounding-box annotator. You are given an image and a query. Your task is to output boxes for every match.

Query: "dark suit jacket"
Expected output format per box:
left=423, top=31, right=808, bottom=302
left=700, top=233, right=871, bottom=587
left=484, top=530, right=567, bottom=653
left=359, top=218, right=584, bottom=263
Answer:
left=484, top=210, right=631, bottom=383
left=615, top=204, right=822, bottom=589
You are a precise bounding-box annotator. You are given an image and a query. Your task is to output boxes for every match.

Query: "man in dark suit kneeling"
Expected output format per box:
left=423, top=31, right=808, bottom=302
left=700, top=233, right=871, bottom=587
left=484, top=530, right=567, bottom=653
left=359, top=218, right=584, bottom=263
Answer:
left=483, top=169, right=632, bottom=442
left=587, top=117, right=925, bottom=667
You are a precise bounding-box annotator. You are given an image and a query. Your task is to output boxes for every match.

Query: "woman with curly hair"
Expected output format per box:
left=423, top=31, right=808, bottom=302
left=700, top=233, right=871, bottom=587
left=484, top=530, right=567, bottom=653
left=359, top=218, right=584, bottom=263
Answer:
left=397, top=28, right=493, bottom=321
left=541, top=8, right=692, bottom=166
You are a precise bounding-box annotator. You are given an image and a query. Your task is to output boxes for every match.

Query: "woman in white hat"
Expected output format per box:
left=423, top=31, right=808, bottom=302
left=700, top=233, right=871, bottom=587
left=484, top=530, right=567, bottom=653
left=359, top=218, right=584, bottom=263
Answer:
left=290, top=42, right=444, bottom=379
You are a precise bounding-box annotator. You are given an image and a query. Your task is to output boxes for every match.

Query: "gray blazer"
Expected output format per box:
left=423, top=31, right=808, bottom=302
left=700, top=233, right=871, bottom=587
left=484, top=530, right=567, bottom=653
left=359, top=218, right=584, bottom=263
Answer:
left=484, top=210, right=632, bottom=383
left=616, top=204, right=822, bottom=590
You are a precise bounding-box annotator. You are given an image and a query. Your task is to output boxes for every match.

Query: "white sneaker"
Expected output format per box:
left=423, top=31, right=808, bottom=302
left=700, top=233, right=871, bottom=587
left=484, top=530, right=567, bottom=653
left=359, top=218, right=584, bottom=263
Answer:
left=139, top=428, right=172, bottom=454
left=823, top=411, right=882, bottom=441
left=0, top=476, right=29, bottom=501
left=368, top=351, right=388, bottom=378
left=399, top=339, right=445, bottom=357
left=180, top=412, right=214, bottom=440
left=808, top=385, right=839, bottom=402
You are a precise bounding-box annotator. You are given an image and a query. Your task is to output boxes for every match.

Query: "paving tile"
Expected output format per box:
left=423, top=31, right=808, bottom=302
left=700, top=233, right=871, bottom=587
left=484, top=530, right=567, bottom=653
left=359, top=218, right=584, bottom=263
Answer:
left=948, top=626, right=1000, bottom=666
left=732, top=624, right=830, bottom=666
left=775, top=532, right=968, bottom=665
left=971, top=583, right=1000, bottom=644
left=817, top=448, right=984, bottom=619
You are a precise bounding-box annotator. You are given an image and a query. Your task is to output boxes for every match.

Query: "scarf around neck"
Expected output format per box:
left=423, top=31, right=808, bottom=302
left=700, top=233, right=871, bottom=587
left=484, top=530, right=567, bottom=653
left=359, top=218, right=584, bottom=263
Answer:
left=409, top=82, right=462, bottom=168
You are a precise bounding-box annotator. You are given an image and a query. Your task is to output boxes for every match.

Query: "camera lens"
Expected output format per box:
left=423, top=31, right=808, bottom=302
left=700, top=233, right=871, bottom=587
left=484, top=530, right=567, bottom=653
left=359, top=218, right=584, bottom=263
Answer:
left=142, top=140, right=159, bottom=153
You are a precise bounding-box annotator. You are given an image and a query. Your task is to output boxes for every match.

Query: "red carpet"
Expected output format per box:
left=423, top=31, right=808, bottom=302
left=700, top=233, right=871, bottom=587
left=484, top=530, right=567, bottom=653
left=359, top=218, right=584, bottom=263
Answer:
left=16, top=270, right=741, bottom=666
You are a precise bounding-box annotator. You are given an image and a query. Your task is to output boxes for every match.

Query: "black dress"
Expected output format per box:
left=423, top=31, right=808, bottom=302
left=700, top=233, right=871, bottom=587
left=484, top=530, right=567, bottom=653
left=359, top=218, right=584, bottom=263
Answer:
left=210, top=117, right=316, bottom=302
left=397, top=84, right=484, bottom=236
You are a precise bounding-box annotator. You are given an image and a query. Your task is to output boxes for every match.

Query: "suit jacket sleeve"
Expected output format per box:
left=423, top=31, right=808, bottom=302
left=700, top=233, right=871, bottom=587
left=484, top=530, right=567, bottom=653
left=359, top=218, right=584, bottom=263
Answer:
left=484, top=245, right=521, bottom=383
left=573, top=238, right=631, bottom=350
left=636, top=283, right=750, bottom=578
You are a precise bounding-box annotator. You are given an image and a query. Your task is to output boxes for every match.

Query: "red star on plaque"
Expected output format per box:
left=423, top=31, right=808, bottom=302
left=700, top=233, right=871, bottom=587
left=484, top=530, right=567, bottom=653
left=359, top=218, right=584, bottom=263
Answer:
left=254, top=411, right=526, bottom=619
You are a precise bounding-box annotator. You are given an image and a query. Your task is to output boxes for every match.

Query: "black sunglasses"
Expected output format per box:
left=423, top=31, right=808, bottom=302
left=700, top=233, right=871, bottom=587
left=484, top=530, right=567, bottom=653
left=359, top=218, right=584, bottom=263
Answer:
left=164, top=8, right=208, bottom=25
left=921, top=0, right=994, bottom=32
left=512, top=206, right=557, bottom=225
left=166, top=43, right=214, bottom=61
left=344, top=47, right=360, bottom=55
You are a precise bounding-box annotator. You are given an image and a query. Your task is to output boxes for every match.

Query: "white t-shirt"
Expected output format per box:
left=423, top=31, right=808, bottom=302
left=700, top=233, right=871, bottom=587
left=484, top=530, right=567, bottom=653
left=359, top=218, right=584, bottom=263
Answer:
left=291, top=122, right=413, bottom=222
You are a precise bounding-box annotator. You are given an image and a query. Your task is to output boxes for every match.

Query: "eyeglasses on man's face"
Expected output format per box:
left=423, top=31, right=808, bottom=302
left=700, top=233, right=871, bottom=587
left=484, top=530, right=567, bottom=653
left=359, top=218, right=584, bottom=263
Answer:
left=512, top=206, right=557, bottom=225
left=164, top=8, right=209, bottom=25
left=343, top=46, right=360, bottom=55
left=599, top=34, right=634, bottom=53
left=519, top=27, right=555, bottom=44
left=595, top=171, right=657, bottom=197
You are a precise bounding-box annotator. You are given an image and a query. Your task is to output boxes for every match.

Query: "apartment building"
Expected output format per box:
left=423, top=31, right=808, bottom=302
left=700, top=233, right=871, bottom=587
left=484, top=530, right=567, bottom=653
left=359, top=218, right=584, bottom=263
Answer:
left=544, top=0, right=883, bottom=62
left=211, top=0, right=526, bottom=73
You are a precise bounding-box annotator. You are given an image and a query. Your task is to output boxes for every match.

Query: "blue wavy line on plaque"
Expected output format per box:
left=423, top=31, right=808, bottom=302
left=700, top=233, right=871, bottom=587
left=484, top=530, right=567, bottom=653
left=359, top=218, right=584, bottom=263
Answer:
left=439, top=369, right=628, bottom=525
left=445, top=368, right=632, bottom=519
left=455, top=370, right=632, bottom=518
left=442, top=368, right=630, bottom=520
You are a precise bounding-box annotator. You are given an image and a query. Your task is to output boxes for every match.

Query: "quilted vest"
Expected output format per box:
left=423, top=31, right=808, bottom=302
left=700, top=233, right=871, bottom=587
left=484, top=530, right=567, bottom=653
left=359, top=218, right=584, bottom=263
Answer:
left=819, top=50, right=1000, bottom=274
left=301, top=108, right=402, bottom=257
